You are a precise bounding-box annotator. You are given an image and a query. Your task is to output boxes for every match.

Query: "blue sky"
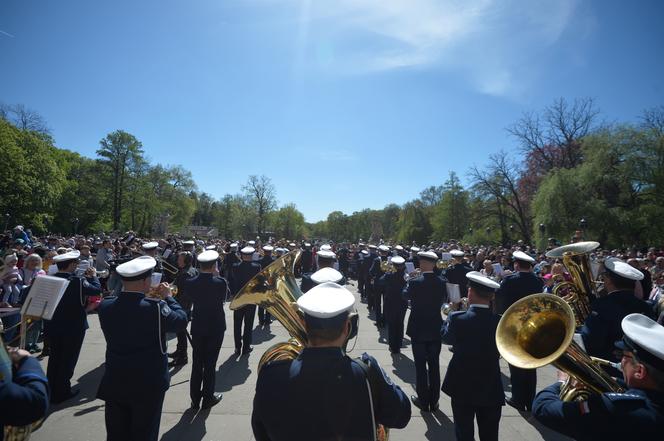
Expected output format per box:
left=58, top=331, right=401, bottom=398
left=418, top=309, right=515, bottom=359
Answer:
left=1, top=0, right=663, bottom=222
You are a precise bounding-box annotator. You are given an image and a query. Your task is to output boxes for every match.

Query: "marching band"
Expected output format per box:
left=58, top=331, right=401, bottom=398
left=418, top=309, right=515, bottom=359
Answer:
left=1, top=233, right=664, bottom=441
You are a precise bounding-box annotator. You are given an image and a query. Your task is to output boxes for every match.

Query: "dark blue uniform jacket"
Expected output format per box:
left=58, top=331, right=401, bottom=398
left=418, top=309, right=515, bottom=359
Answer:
left=533, top=382, right=664, bottom=440
left=494, top=271, right=544, bottom=315
left=97, top=292, right=187, bottom=402
left=185, top=273, right=228, bottom=337
left=379, top=271, right=407, bottom=322
left=581, top=290, right=652, bottom=363
left=0, top=356, right=49, bottom=441
left=441, top=306, right=505, bottom=406
left=45, top=273, right=101, bottom=335
left=402, top=272, right=446, bottom=342
left=251, top=348, right=411, bottom=441
left=230, top=261, right=261, bottom=296
left=443, top=263, right=473, bottom=297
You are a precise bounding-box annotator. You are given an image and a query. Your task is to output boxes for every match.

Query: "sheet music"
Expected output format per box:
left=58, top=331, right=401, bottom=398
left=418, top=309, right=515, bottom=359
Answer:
left=446, top=283, right=461, bottom=303
left=492, top=263, right=503, bottom=276
left=21, top=275, right=70, bottom=320
left=440, top=252, right=452, bottom=261
left=405, top=262, right=415, bottom=274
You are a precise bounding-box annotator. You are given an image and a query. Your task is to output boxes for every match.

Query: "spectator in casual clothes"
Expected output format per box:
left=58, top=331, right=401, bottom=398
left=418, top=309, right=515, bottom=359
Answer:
left=1, top=254, right=23, bottom=305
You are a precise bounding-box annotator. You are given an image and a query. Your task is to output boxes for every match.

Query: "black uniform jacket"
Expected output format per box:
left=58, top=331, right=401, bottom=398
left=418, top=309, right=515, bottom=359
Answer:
left=402, top=272, right=446, bottom=342
left=533, top=382, right=664, bottom=440
left=443, top=262, right=473, bottom=297
left=185, top=273, right=228, bottom=337
left=230, top=261, right=261, bottom=296
left=45, top=272, right=101, bottom=336
left=97, top=292, right=188, bottom=402
left=251, top=348, right=411, bottom=441
left=258, top=255, right=275, bottom=270
left=494, top=271, right=544, bottom=315
left=441, top=305, right=505, bottom=406
left=379, top=271, right=408, bottom=322
left=580, top=290, right=652, bottom=363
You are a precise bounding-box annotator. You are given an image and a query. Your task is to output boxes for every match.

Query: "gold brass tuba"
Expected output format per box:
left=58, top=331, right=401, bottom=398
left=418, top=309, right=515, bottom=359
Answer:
left=496, top=293, right=624, bottom=402
left=546, top=241, right=600, bottom=327
left=230, top=250, right=307, bottom=369
left=230, top=250, right=389, bottom=441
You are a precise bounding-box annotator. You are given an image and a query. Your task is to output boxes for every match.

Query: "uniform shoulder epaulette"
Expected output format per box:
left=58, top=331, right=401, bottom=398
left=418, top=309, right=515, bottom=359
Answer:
left=448, top=310, right=465, bottom=319
left=605, top=392, right=645, bottom=401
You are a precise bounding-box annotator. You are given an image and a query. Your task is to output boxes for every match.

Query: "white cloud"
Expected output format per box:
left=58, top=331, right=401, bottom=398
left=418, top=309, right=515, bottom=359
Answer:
left=265, top=0, right=585, bottom=97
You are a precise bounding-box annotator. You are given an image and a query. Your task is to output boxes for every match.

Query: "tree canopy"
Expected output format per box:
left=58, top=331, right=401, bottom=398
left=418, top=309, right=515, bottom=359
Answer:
left=1, top=99, right=663, bottom=248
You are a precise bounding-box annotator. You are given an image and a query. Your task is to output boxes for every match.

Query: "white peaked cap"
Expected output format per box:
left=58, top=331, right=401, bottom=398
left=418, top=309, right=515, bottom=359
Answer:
left=466, top=271, right=500, bottom=290
left=297, top=282, right=355, bottom=318
left=53, top=249, right=81, bottom=263
left=116, top=256, right=156, bottom=278
left=311, top=267, right=344, bottom=284
left=604, top=257, right=644, bottom=281
left=198, top=250, right=219, bottom=263
left=513, top=251, right=535, bottom=264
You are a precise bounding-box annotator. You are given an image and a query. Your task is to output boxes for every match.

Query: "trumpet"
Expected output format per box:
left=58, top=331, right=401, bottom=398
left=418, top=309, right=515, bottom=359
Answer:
left=146, top=283, right=176, bottom=300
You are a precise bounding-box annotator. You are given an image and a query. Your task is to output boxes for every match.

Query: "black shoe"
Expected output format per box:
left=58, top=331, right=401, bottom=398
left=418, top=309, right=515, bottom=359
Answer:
left=167, top=351, right=180, bottom=359
left=389, top=348, right=400, bottom=354
left=242, top=347, right=253, bottom=356
left=506, top=398, right=526, bottom=412
left=51, top=388, right=80, bottom=404
left=169, top=358, right=188, bottom=367
left=201, top=393, right=222, bottom=409
left=410, top=395, right=430, bottom=412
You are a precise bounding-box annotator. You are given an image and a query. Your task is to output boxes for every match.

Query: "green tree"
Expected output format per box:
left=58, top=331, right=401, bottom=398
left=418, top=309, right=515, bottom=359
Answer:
left=243, top=175, right=277, bottom=236
left=270, top=203, right=306, bottom=239
left=96, top=130, right=144, bottom=230
left=395, top=200, right=432, bottom=245
left=431, top=172, right=470, bottom=241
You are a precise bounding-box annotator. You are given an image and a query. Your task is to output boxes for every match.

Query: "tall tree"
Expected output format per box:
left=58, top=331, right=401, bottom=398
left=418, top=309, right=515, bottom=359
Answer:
left=431, top=172, right=470, bottom=241
left=242, top=175, right=277, bottom=235
left=469, top=153, right=532, bottom=245
left=508, top=97, right=600, bottom=171
left=96, top=130, right=144, bottom=230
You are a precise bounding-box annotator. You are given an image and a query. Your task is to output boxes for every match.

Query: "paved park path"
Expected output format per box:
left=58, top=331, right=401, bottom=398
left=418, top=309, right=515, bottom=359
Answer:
left=33, top=281, right=570, bottom=441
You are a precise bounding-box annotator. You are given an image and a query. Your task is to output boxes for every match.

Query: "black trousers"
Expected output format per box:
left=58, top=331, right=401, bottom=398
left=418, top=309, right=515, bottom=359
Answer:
left=257, top=307, right=271, bottom=324
left=451, top=399, right=501, bottom=441
left=508, top=363, right=537, bottom=409
left=174, top=304, right=192, bottom=359
left=233, top=305, right=256, bottom=350
left=105, top=393, right=165, bottom=441
left=366, top=281, right=376, bottom=310
left=386, top=309, right=406, bottom=352
left=47, top=331, right=85, bottom=401
left=412, top=340, right=442, bottom=407
left=191, top=334, right=224, bottom=403
left=358, top=274, right=366, bottom=296
left=373, top=286, right=384, bottom=325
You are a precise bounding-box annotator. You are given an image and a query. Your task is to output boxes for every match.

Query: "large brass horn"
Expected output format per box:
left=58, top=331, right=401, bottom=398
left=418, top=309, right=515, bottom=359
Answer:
left=546, top=241, right=600, bottom=326
left=230, top=250, right=307, bottom=369
left=496, top=293, right=624, bottom=402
